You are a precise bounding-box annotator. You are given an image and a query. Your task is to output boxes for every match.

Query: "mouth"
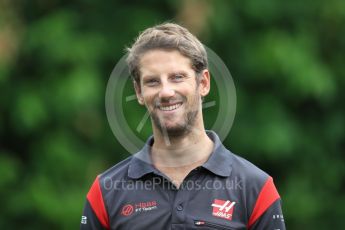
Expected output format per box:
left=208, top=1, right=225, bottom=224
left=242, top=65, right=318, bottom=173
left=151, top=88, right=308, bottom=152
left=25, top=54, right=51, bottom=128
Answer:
left=158, top=102, right=183, bottom=111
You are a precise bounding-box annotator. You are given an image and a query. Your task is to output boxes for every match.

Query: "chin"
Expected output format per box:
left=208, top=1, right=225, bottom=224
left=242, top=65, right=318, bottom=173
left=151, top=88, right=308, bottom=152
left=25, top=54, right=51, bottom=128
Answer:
left=165, top=127, right=190, bottom=137
left=151, top=110, right=198, bottom=137
left=158, top=122, right=190, bottom=136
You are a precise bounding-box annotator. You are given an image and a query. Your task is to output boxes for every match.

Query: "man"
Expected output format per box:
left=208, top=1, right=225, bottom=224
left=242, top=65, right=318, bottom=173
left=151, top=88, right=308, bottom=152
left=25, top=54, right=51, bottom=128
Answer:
left=80, top=23, right=286, bottom=230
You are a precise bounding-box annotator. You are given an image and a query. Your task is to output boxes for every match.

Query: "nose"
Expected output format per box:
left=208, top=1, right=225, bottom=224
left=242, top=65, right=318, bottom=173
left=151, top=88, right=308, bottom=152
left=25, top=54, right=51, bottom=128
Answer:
left=158, top=81, right=175, bottom=99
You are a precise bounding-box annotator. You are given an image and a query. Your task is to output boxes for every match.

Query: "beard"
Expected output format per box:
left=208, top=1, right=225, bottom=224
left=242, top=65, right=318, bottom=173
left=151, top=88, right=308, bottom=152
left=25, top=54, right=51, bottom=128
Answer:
left=150, top=93, right=200, bottom=138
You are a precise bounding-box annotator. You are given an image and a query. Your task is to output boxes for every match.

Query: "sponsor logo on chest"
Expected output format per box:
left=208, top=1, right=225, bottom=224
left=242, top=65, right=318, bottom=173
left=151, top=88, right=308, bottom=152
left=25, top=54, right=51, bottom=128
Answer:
left=211, top=199, right=236, bottom=221
left=121, top=201, right=158, bottom=216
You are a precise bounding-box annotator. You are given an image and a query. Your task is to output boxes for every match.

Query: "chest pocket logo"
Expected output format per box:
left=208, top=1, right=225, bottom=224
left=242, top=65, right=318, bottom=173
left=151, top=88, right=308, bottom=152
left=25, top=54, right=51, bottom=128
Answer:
left=211, top=199, right=236, bottom=221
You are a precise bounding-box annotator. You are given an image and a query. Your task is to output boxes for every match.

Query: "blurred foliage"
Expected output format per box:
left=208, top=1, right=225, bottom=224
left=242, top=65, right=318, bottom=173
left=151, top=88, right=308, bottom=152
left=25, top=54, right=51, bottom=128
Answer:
left=0, top=0, right=344, bottom=229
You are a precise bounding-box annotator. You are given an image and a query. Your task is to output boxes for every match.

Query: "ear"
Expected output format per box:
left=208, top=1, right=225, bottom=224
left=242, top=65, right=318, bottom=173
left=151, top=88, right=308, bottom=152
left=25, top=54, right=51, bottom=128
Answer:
left=199, top=69, right=211, bottom=97
left=134, top=81, right=145, bottom=105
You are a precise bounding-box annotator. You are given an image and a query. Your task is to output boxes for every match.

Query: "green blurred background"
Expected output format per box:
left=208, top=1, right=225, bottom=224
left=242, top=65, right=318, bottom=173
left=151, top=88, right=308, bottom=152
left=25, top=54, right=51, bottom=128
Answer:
left=1, top=0, right=344, bottom=229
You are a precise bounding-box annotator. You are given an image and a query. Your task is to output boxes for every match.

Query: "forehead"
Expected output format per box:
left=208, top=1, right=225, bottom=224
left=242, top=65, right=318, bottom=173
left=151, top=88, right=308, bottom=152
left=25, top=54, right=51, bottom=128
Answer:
left=139, top=49, right=193, bottom=77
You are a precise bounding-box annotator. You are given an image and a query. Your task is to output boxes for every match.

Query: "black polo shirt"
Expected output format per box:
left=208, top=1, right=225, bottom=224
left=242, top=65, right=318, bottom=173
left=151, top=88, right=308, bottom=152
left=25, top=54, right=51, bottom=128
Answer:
left=81, top=131, right=285, bottom=230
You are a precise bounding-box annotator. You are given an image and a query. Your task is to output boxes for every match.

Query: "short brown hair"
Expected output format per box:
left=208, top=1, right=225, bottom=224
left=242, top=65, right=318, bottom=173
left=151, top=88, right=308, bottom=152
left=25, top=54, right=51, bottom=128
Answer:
left=126, top=22, right=208, bottom=84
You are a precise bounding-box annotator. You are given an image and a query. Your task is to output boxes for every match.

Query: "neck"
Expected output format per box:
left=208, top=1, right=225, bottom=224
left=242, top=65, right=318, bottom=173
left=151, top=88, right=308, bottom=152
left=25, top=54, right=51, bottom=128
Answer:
left=151, top=124, right=214, bottom=168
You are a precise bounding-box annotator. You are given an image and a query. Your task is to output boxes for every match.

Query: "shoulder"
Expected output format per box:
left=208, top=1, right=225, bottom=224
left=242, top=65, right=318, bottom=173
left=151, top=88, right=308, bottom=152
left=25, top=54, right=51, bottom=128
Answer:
left=230, top=151, right=269, bottom=189
left=83, top=156, right=134, bottom=229
left=227, top=151, right=281, bottom=223
left=85, top=156, right=134, bottom=207
left=97, top=156, right=133, bottom=187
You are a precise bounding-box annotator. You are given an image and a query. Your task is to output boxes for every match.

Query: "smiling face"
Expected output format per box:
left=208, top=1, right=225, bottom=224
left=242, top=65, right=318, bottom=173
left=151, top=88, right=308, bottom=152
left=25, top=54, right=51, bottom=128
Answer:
left=134, top=49, right=210, bottom=137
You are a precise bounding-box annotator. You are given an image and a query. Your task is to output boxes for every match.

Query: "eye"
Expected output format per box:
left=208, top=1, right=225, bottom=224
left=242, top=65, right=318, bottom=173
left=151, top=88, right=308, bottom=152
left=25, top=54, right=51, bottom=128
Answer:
left=144, top=79, right=159, bottom=86
left=171, top=74, right=184, bottom=82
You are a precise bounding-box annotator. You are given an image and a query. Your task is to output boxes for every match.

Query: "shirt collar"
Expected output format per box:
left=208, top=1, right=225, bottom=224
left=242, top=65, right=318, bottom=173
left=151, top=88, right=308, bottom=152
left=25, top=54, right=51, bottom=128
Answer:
left=128, top=130, right=233, bottom=179
left=201, top=131, right=233, bottom=177
left=127, top=137, right=157, bottom=179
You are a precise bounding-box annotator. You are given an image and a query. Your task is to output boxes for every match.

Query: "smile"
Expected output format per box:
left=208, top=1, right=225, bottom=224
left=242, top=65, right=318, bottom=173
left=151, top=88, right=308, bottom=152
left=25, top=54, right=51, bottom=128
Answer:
left=159, top=103, right=183, bottom=111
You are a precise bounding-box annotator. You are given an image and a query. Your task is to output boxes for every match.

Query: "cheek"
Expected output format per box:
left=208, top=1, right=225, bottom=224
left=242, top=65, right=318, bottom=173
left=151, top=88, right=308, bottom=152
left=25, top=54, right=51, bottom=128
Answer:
left=142, top=94, right=157, bottom=109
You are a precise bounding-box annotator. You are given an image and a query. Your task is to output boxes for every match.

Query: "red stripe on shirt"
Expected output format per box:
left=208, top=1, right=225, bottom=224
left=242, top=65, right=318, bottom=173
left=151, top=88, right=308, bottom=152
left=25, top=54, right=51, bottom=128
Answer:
left=87, top=176, right=110, bottom=229
left=247, top=176, right=280, bottom=229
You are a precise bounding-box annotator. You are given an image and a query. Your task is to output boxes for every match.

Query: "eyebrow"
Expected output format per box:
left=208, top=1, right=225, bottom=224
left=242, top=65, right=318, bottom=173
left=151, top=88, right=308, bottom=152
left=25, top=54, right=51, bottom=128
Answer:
left=168, top=71, right=190, bottom=77
left=142, top=71, right=190, bottom=80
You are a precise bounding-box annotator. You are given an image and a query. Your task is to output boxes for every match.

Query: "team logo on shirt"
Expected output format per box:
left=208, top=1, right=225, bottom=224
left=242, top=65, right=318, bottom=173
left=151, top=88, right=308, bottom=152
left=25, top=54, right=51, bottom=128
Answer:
left=121, top=201, right=158, bottom=216
left=121, top=204, right=134, bottom=216
left=211, top=199, right=236, bottom=221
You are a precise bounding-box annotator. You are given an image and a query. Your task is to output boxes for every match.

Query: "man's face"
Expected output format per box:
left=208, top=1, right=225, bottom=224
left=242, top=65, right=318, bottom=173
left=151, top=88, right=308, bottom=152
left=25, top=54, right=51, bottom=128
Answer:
left=135, top=49, right=210, bottom=137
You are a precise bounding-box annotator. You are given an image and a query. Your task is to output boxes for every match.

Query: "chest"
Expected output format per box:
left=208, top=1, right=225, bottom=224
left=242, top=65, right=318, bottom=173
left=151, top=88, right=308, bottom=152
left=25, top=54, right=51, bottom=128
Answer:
left=106, top=174, right=249, bottom=230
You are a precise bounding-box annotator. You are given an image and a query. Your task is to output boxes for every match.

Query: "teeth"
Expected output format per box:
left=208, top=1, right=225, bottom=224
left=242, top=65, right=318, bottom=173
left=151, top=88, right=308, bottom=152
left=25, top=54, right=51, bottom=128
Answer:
left=160, top=103, right=182, bottom=111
